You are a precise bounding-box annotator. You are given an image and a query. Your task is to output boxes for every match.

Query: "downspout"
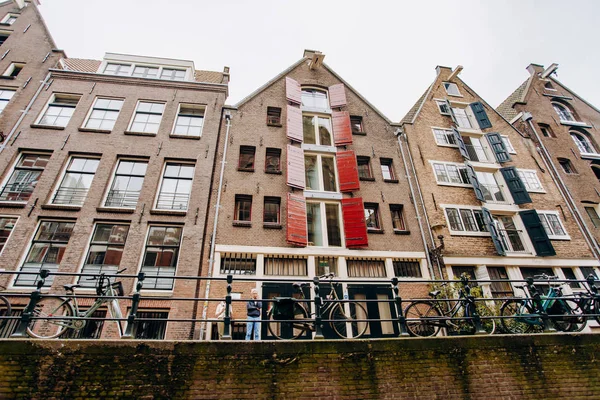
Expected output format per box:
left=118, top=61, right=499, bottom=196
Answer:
left=524, top=113, right=600, bottom=259
left=396, top=129, right=437, bottom=279
left=199, top=111, right=232, bottom=339
left=0, top=72, right=51, bottom=154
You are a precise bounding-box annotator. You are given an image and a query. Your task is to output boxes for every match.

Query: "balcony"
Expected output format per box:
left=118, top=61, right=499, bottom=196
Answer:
left=52, top=187, right=89, bottom=206
left=0, top=183, right=33, bottom=202
left=105, top=190, right=141, bottom=208
left=498, top=229, right=528, bottom=254
left=465, top=144, right=494, bottom=163
left=480, top=184, right=506, bottom=204
left=155, top=192, right=190, bottom=211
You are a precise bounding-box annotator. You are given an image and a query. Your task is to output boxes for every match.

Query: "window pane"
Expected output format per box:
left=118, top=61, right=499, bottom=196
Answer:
left=307, top=203, right=323, bottom=246
left=321, top=157, right=337, bottom=192
left=325, top=204, right=341, bottom=246
left=318, top=117, right=332, bottom=146
left=446, top=208, right=464, bottom=231
left=303, top=116, right=316, bottom=144
left=304, top=155, right=319, bottom=191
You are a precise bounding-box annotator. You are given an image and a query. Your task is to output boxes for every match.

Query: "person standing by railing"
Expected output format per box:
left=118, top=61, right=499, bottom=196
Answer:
left=215, top=300, right=233, bottom=339
left=245, top=288, right=262, bottom=341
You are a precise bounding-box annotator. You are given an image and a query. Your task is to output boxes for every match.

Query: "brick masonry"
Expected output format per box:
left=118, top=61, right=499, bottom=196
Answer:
left=0, top=334, right=599, bottom=399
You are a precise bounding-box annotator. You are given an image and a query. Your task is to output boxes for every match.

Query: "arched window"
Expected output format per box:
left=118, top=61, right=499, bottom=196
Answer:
left=553, top=102, right=575, bottom=122
left=570, top=131, right=596, bottom=154
left=544, top=82, right=556, bottom=91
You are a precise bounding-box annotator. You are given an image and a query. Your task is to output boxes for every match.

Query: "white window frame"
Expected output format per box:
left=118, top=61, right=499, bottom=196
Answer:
left=300, top=86, right=330, bottom=114
left=0, top=151, right=51, bottom=203
left=0, top=88, right=16, bottom=114
left=304, top=153, right=339, bottom=194
left=102, top=158, right=148, bottom=209
left=476, top=171, right=509, bottom=204
left=302, top=113, right=334, bottom=147
left=2, top=62, right=24, bottom=77
left=160, top=68, right=186, bottom=81
left=127, top=100, right=165, bottom=134
left=154, top=161, right=195, bottom=211
left=35, top=93, right=81, bottom=127
left=441, top=204, right=490, bottom=237
left=443, top=82, right=462, bottom=97
left=170, top=103, right=205, bottom=138
left=434, top=99, right=451, bottom=115
left=1, top=14, right=17, bottom=25
left=570, top=132, right=598, bottom=156
left=103, top=63, right=132, bottom=76
left=137, top=225, right=184, bottom=292
left=50, top=156, right=100, bottom=207
left=516, top=169, right=545, bottom=193
left=501, top=135, right=516, bottom=154
left=306, top=200, right=344, bottom=248
left=537, top=210, right=570, bottom=240
left=131, top=65, right=160, bottom=79
left=429, top=161, right=471, bottom=187
left=82, top=97, right=124, bottom=131
left=431, top=127, right=458, bottom=147
left=0, top=215, right=18, bottom=256
left=103, top=62, right=190, bottom=82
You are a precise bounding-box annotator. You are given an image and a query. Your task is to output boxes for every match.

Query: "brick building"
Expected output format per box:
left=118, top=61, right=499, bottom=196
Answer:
left=0, top=0, right=229, bottom=340
left=200, top=50, right=429, bottom=340
left=498, top=63, right=600, bottom=263
left=399, top=65, right=599, bottom=300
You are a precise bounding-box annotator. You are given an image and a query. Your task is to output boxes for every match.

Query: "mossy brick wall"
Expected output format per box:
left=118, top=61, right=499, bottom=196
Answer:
left=1, top=334, right=599, bottom=399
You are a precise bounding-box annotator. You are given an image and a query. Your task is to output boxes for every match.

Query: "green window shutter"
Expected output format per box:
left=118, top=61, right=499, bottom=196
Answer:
left=500, top=167, right=532, bottom=204
left=453, top=128, right=470, bottom=160
left=470, top=102, right=492, bottom=129
left=486, top=133, right=511, bottom=163
left=520, top=210, right=556, bottom=256
left=465, top=163, right=484, bottom=201
left=481, top=207, right=505, bottom=256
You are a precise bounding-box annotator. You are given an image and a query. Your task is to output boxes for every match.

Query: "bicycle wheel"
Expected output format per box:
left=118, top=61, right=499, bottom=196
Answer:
left=26, top=297, right=75, bottom=339
left=330, top=301, right=369, bottom=339
left=404, top=301, right=441, bottom=337
left=500, top=299, right=539, bottom=334
left=465, top=303, right=497, bottom=335
left=0, top=296, right=11, bottom=332
left=551, top=299, right=585, bottom=332
left=267, top=303, right=309, bottom=340
left=594, top=299, right=600, bottom=325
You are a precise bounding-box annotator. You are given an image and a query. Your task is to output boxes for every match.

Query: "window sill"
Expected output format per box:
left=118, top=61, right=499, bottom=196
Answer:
left=78, top=127, right=111, bottom=134
left=233, top=221, right=252, bottom=227
left=149, top=209, right=187, bottom=216
left=263, top=222, right=282, bottom=230
left=124, top=130, right=157, bottom=137
left=352, top=131, right=367, bottom=136
left=237, top=167, right=255, bottom=173
left=359, top=177, right=375, bottom=182
left=41, top=204, right=81, bottom=211
left=96, top=206, right=136, bottom=214
left=560, top=120, right=592, bottom=128
left=267, top=123, right=282, bottom=128
left=0, top=75, right=15, bottom=80
left=265, top=170, right=282, bottom=175
left=170, top=134, right=201, bottom=140
left=383, top=179, right=399, bottom=184
left=0, top=201, right=27, bottom=208
left=367, top=228, right=384, bottom=234
left=30, top=124, right=65, bottom=130
left=394, top=230, right=411, bottom=235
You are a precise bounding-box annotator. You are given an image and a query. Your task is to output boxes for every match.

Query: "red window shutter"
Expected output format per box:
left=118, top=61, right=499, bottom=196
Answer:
left=286, top=145, right=305, bottom=189
left=329, top=83, right=347, bottom=108
left=286, top=77, right=301, bottom=105
left=286, top=105, right=303, bottom=142
left=342, top=198, right=368, bottom=248
left=336, top=150, right=360, bottom=192
left=286, top=193, right=307, bottom=247
left=332, top=111, right=353, bottom=146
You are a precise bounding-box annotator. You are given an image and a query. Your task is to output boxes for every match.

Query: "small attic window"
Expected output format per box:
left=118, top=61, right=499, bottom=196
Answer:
left=443, top=82, right=461, bottom=96
left=266, top=107, right=281, bottom=126
left=544, top=82, right=556, bottom=91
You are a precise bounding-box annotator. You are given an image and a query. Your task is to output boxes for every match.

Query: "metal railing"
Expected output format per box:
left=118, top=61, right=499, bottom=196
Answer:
left=52, top=187, right=89, bottom=206
left=104, top=190, right=141, bottom=208
left=155, top=192, right=190, bottom=211
left=0, top=183, right=34, bottom=202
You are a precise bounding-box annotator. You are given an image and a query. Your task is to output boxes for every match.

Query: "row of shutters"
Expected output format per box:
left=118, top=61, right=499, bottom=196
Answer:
left=451, top=101, right=556, bottom=257
left=285, top=77, right=368, bottom=248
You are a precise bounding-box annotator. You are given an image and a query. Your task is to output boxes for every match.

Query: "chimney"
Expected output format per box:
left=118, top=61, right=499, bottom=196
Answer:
left=526, top=63, right=545, bottom=76
left=435, top=65, right=453, bottom=78
left=303, top=49, right=325, bottom=70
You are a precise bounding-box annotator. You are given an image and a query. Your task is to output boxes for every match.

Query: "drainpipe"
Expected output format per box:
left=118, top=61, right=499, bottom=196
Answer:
left=0, top=72, right=51, bottom=154
left=199, top=111, right=232, bottom=340
left=396, top=129, right=437, bottom=279
left=523, top=112, right=600, bottom=259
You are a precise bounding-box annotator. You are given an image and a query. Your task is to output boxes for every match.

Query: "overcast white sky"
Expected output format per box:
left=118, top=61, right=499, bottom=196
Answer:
left=39, top=0, right=600, bottom=121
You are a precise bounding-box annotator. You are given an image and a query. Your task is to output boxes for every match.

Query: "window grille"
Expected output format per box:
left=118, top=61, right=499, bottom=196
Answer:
left=347, top=258, right=386, bottom=278
left=133, top=311, right=168, bottom=340
left=63, top=309, right=106, bottom=339
left=393, top=260, right=422, bottom=278
left=220, top=253, right=257, bottom=275
left=264, top=255, right=307, bottom=276
left=0, top=308, right=21, bottom=338
left=316, top=256, right=337, bottom=276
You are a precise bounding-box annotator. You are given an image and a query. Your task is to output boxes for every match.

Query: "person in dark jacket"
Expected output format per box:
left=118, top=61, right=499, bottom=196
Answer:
left=245, top=288, right=262, bottom=340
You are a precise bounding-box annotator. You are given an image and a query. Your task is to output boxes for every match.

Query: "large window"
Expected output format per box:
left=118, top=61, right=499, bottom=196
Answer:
left=0, top=153, right=50, bottom=202
left=303, top=115, right=333, bottom=146
left=301, top=88, right=329, bottom=111
left=37, top=94, right=80, bottom=127
left=141, top=226, right=183, bottom=290
left=172, top=104, right=204, bottom=137
left=129, top=101, right=165, bottom=134
left=307, top=202, right=342, bottom=247
left=517, top=169, right=544, bottom=192
left=14, top=221, right=75, bottom=287
left=0, top=89, right=15, bottom=113
left=476, top=171, right=505, bottom=203
left=495, top=216, right=526, bottom=253
left=79, top=223, right=130, bottom=287
left=432, top=128, right=457, bottom=146
left=553, top=102, right=575, bottom=122
left=445, top=207, right=487, bottom=234
left=52, top=157, right=100, bottom=206
left=452, top=107, right=472, bottom=129
left=538, top=212, right=568, bottom=239
left=105, top=159, right=148, bottom=208
left=305, top=154, right=337, bottom=192
left=156, top=162, right=194, bottom=211
left=432, top=162, right=469, bottom=185
left=571, top=132, right=597, bottom=155
left=0, top=216, right=17, bottom=254
left=83, top=98, right=123, bottom=131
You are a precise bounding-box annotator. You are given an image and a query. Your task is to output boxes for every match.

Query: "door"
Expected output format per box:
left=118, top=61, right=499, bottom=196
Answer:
left=262, top=283, right=311, bottom=340
left=347, top=284, right=398, bottom=338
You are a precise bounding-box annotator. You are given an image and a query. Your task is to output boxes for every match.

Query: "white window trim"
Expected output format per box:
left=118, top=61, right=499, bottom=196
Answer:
left=126, top=100, right=166, bottom=134
left=101, top=157, right=148, bottom=209
left=2, top=62, right=24, bottom=77
left=434, top=99, right=451, bottom=115
left=81, top=97, right=124, bottom=131
left=440, top=204, right=491, bottom=237
left=537, top=210, right=570, bottom=240
left=49, top=155, right=100, bottom=207
left=300, top=86, right=331, bottom=114
left=429, top=160, right=472, bottom=188
left=477, top=170, right=511, bottom=205
left=516, top=168, right=545, bottom=193
left=305, top=200, right=345, bottom=248
left=35, top=93, right=81, bottom=127
left=170, top=103, right=206, bottom=138
left=500, top=135, right=517, bottom=154
left=102, top=62, right=191, bottom=81
left=153, top=161, right=195, bottom=212
left=431, top=127, right=458, bottom=148
left=0, top=215, right=18, bottom=257
left=443, top=82, right=462, bottom=97
left=136, top=224, right=184, bottom=293
left=1, top=14, right=17, bottom=25
left=303, top=152, right=339, bottom=194
left=0, top=151, right=50, bottom=204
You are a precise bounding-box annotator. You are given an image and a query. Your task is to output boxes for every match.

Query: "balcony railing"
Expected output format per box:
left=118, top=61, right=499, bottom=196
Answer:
left=465, top=144, right=493, bottom=163
left=498, top=229, right=527, bottom=253
left=0, top=183, right=34, bottom=202
left=52, top=187, right=89, bottom=206
left=155, top=192, right=190, bottom=211
left=105, top=190, right=141, bottom=208
left=480, top=184, right=506, bottom=203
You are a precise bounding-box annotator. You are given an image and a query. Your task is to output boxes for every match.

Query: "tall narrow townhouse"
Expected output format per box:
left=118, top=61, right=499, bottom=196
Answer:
left=399, top=65, right=598, bottom=300
left=0, top=50, right=229, bottom=340
left=498, top=63, right=600, bottom=265
left=200, top=50, right=429, bottom=340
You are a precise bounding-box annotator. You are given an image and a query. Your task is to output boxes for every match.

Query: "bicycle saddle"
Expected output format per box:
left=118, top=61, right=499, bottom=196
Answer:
left=292, top=282, right=310, bottom=289
left=429, top=290, right=441, bottom=297
left=63, top=284, right=80, bottom=291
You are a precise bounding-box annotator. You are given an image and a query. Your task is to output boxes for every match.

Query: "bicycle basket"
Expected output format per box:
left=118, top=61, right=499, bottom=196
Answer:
left=272, top=297, right=296, bottom=321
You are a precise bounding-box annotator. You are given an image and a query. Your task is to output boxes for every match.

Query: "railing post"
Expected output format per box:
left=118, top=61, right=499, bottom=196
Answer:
left=221, top=274, right=233, bottom=340
left=122, top=272, right=145, bottom=339
left=526, top=277, right=556, bottom=333
left=313, top=276, right=324, bottom=340
left=461, top=276, right=486, bottom=335
left=11, top=269, right=49, bottom=337
left=391, top=277, right=409, bottom=337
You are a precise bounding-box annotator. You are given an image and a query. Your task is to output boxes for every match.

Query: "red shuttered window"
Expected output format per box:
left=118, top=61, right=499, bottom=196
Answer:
left=286, top=193, right=308, bottom=247
left=286, top=105, right=303, bottom=142
left=286, top=77, right=301, bottom=105
left=342, top=198, right=368, bottom=248
left=332, top=111, right=353, bottom=146
left=286, top=145, right=305, bottom=189
left=328, top=83, right=347, bottom=108
left=336, top=150, right=360, bottom=192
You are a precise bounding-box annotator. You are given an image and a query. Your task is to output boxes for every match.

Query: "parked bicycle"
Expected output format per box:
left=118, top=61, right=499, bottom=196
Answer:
left=0, top=286, right=11, bottom=332
left=567, top=275, right=600, bottom=331
left=26, top=269, right=126, bottom=339
left=403, top=276, right=496, bottom=337
left=267, top=273, right=369, bottom=340
left=500, top=274, right=582, bottom=334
